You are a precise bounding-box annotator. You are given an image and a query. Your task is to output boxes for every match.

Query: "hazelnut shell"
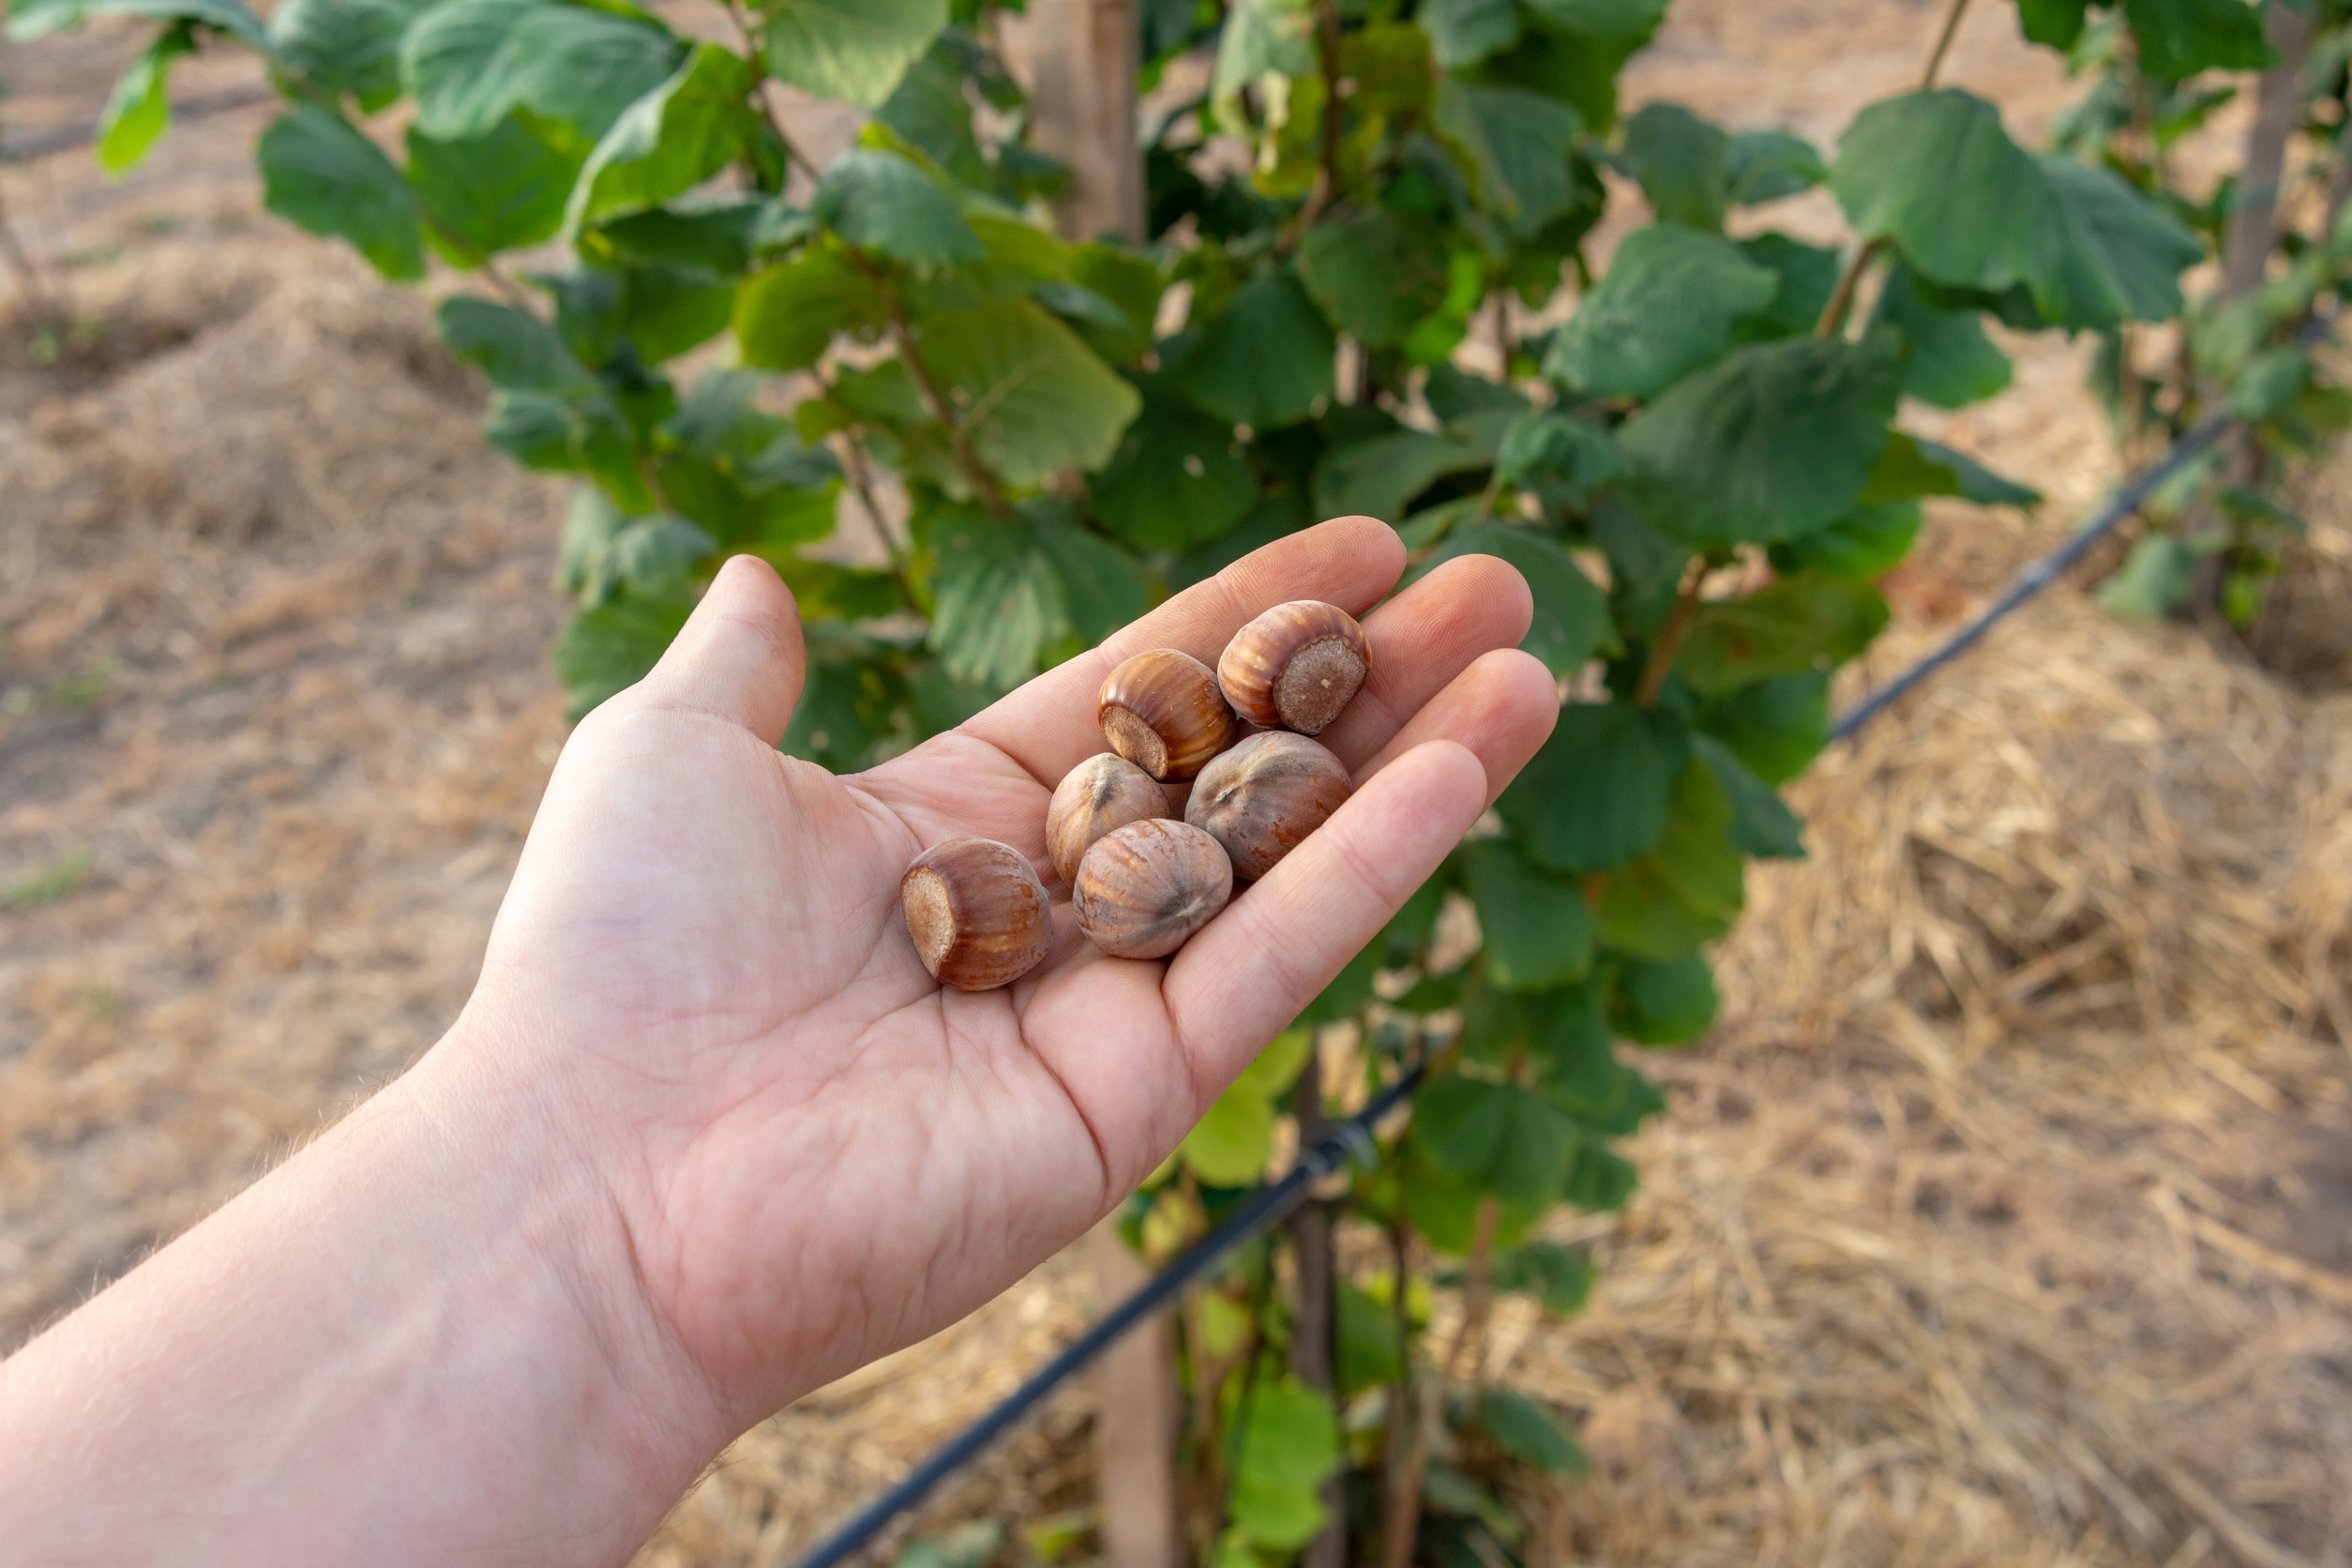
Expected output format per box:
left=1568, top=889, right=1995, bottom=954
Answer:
left=1073, top=818, right=1235, bottom=960
left=1184, top=731, right=1352, bottom=881
left=1047, top=752, right=1171, bottom=883
left=900, top=837, right=1053, bottom=991
left=1216, top=600, right=1371, bottom=735
left=1097, top=649, right=1240, bottom=782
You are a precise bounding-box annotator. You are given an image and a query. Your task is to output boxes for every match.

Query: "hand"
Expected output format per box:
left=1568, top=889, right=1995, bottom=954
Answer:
left=462, top=516, right=1559, bottom=1437
left=0, top=517, right=1559, bottom=1566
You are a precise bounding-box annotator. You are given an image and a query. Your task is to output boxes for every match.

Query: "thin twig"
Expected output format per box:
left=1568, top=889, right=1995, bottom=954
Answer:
left=1920, top=0, right=1974, bottom=91
left=1634, top=565, right=1707, bottom=707
left=722, top=0, right=817, bottom=182
left=843, top=249, right=1013, bottom=515
left=1284, top=0, right=1349, bottom=245
left=831, top=430, right=919, bottom=611
left=1815, top=236, right=1888, bottom=339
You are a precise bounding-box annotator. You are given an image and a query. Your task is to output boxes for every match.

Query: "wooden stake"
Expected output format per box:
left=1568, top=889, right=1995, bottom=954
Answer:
left=1029, top=0, right=1145, bottom=245
left=1086, top=1219, right=1184, bottom=1568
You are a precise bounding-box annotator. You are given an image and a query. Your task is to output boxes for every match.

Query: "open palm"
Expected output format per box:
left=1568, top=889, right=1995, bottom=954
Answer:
left=458, top=517, right=1557, bottom=1435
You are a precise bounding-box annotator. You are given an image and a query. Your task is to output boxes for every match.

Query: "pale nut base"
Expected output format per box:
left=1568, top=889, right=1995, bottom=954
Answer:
left=1274, top=639, right=1365, bottom=735
left=903, top=868, right=956, bottom=972
left=1101, top=704, right=1170, bottom=779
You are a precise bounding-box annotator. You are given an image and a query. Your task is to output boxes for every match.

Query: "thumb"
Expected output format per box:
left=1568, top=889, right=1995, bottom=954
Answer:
left=631, top=553, right=807, bottom=747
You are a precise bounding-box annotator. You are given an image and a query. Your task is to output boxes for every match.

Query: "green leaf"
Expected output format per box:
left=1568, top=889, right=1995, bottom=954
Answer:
left=1180, top=1029, right=1312, bottom=1184
left=813, top=148, right=984, bottom=265
left=2121, top=0, right=2270, bottom=81
left=1676, top=572, right=1889, bottom=696
left=1734, top=233, right=1842, bottom=340
left=566, top=44, right=759, bottom=234
left=1593, top=759, right=1743, bottom=958
left=554, top=592, right=690, bottom=717
left=1421, top=0, right=1520, bottom=66
left=763, top=0, right=946, bottom=107
left=925, top=505, right=1144, bottom=685
left=1433, top=78, right=1586, bottom=235
left=1464, top=838, right=1593, bottom=989
left=1611, top=953, right=1718, bottom=1043
left=2017, top=0, right=2090, bottom=49
left=735, top=245, right=885, bottom=371
left=1547, top=224, right=1776, bottom=398
left=1772, top=500, right=1922, bottom=580
left=1480, top=1391, right=1588, bottom=1474
left=1212, top=0, right=1316, bottom=115
left=401, top=0, right=686, bottom=144
left=438, top=295, right=585, bottom=389
left=1871, top=262, right=2013, bottom=408
left=2031, top=153, right=2205, bottom=328
left=1695, top=671, right=1829, bottom=786
left=588, top=198, right=784, bottom=276
left=1415, top=520, right=1612, bottom=676
left=1491, top=1241, right=1594, bottom=1315
left=1726, top=128, right=1827, bottom=204
left=1092, top=385, right=1258, bottom=550
left=96, top=23, right=194, bottom=175
left=1337, top=1284, right=1406, bottom=1395
left=1229, top=1380, right=1341, bottom=1549
left=1618, top=336, right=1901, bottom=546
left=410, top=113, right=580, bottom=260
left=2097, top=532, right=2193, bottom=620
left=8, top=0, right=265, bottom=47
left=1498, top=703, right=1691, bottom=874
left=271, top=0, right=429, bottom=111
left=1313, top=429, right=1486, bottom=523
left=1298, top=205, right=1454, bottom=348
left=1181, top=271, right=1335, bottom=430
left=258, top=103, right=424, bottom=281
left=1832, top=90, right=2201, bottom=331
left=1861, top=430, right=2040, bottom=507
left=1620, top=102, right=1729, bottom=231
left=919, top=299, right=1141, bottom=488
left=1696, top=734, right=1803, bottom=858
left=1412, top=1078, right=1576, bottom=1204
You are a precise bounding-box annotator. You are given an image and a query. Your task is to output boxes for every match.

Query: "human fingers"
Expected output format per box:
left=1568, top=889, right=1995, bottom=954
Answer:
left=623, top=554, right=807, bottom=746
left=1162, top=741, right=1487, bottom=1097
left=955, top=516, right=1405, bottom=790
left=1347, top=648, right=1558, bottom=806
left=1312, top=553, right=1535, bottom=775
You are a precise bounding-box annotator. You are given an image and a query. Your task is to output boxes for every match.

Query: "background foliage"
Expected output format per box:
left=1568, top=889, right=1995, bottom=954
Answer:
left=11, top=0, right=2305, bottom=1560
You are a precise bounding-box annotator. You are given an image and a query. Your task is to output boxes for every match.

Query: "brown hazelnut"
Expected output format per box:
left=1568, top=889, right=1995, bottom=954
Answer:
left=1184, top=731, right=1352, bottom=880
left=1047, top=752, right=1171, bottom=883
left=900, top=837, right=1053, bottom=991
left=1097, top=649, right=1240, bottom=782
left=1216, top=600, right=1372, bottom=735
left=1073, top=818, right=1234, bottom=960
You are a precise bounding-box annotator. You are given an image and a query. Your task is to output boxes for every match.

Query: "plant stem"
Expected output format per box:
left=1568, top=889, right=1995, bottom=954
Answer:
left=1634, top=565, right=1706, bottom=707
left=1288, top=1062, right=1347, bottom=1568
left=1285, top=0, right=1348, bottom=243
left=1814, top=236, right=1887, bottom=339
left=846, top=249, right=1014, bottom=516
left=832, top=431, right=921, bottom=612
left=723, top=0, right=818, bottom=183
left=1377, top=1223, right=1425, bottom=1568
left=1920, top=0, right=1973, bottom=92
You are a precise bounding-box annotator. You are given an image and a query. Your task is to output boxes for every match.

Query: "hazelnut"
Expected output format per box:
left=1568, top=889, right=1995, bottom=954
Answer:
left=900, top=837, right=1053, bottom=991
left=1097, top=649, right=1240, bottom=782
left=1216, top=600, right=1371, bottom=735
left=1073, top=818, right=1235, bottom=960
left=1047, top=752, right=1171, bottom=883
left=1184, top=731, right=1352, bottom=880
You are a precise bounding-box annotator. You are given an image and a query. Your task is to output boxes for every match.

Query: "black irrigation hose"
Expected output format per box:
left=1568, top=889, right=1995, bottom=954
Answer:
left=1829, top=411, right=2235, bottom=741
left=1832, top=307, right=2342, bottom=742
left=788, top=1061, right=1425, bottom=1568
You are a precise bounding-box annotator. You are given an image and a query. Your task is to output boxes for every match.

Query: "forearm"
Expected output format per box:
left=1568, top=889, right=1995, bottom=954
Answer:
left=0, top=1030, right=724, bottom=1567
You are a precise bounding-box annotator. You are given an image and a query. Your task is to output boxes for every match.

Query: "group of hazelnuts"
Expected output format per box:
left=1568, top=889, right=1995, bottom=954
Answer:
left=900, top=601, right=1374, bottom=990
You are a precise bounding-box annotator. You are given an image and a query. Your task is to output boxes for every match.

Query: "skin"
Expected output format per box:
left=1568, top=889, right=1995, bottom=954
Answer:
left=0, top=516, right=1558, bottom=1567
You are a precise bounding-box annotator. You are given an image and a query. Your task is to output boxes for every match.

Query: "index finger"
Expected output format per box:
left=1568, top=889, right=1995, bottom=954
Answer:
left=956, top=515, right=1407, bottom=790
